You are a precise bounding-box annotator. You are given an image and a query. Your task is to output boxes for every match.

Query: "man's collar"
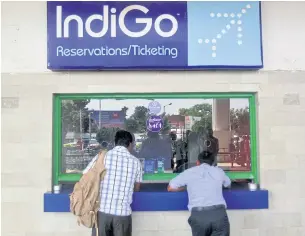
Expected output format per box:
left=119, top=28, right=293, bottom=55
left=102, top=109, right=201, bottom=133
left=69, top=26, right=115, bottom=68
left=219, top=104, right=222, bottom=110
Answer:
left=113, top=145, right=129, bottom=152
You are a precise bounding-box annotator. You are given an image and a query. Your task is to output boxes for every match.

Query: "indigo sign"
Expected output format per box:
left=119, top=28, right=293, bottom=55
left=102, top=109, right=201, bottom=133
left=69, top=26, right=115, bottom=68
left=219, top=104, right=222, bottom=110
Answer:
left=146, top=116, right=164, bottom=132
left=47, top=1, right=263, bottom=70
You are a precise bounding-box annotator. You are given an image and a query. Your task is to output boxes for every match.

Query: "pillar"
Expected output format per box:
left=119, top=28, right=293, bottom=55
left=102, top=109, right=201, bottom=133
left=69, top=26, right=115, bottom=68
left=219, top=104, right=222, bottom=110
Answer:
left=212, top=99, right=231, bottom=152
left=212, top=99, right=230, bottom=131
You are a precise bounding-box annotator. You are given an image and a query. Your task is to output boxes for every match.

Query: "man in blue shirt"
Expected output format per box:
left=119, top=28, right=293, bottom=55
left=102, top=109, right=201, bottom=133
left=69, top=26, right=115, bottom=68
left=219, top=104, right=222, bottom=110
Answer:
left=168, top=151, right=231, bottom=236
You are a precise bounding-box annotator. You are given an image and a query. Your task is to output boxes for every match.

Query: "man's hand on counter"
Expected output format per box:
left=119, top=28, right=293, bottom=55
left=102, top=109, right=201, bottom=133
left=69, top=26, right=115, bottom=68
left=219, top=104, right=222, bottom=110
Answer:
left=167, top=185, right=186, bottom=192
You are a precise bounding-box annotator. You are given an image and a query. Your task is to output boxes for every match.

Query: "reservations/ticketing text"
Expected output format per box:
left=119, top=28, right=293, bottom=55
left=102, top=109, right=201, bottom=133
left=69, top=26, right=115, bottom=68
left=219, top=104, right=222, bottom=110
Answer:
left=56, top=45, right=178, bottom=59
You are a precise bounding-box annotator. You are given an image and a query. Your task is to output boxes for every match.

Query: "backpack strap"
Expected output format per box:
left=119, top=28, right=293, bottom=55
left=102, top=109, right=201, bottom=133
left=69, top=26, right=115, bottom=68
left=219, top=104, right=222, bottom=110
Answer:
left=92, top=150, right=106, bottom=236
left=92, top=150, right=107, bottom=172
left=95, top=212, right=99, bottom=236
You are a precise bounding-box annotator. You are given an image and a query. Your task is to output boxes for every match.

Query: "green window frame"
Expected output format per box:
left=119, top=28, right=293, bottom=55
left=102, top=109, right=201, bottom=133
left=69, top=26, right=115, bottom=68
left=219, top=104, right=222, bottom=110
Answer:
left=53, top=92, right=258, bottom=185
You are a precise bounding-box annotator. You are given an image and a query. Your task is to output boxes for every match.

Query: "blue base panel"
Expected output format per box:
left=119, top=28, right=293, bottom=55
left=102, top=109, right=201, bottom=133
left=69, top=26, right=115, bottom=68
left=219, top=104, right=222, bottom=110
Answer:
left=44, top=189, right=269, bottom=212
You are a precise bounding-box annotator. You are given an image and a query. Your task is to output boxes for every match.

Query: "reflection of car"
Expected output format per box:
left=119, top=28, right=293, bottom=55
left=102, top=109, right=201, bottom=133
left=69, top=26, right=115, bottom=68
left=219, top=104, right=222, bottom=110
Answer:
left=64, top=142, right=76, bottom=147
left=135, top=137, right=145, bottom=151
left=134, top=134, right=145, bottom=147
left=88, top=139, right=100, bottom=148
left=135, top=143, right=142, bottom=152
left=64, top=142, right=81, bottom=148
left=136, top=138, right=144, bottom=145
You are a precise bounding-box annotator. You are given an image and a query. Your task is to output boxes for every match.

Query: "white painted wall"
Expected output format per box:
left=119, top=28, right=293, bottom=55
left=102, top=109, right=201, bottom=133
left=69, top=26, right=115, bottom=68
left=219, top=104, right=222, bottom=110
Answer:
left=2, top=1, right=305, bottom=236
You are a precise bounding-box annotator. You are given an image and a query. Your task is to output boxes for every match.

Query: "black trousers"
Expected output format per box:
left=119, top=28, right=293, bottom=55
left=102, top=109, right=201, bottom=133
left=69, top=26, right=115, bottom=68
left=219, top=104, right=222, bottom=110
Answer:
left=188, top=205, right=230, bottom=236
left=92, top=211, right=132, bottom=236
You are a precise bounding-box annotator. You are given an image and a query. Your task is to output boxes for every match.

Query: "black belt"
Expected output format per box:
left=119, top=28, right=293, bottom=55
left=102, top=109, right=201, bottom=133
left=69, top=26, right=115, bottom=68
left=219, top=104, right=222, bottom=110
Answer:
left=191, top=204, right=225, bottom=212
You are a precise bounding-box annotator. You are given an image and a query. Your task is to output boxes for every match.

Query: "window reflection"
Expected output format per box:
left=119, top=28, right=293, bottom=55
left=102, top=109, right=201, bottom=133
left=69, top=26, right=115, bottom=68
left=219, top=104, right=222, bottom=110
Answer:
left=61, top=98, right=251, bottom=176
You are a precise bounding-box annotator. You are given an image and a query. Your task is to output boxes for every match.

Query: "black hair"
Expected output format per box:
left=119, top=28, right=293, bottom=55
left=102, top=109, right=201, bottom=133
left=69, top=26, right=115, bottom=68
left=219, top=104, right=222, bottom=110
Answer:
left=198, top=151, right=214, bottom=165
left=114, top=130, right=133, bottom=148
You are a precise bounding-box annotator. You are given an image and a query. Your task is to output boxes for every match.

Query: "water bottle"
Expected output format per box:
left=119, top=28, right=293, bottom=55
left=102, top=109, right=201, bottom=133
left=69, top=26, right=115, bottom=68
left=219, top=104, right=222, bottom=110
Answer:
left=248, top=180, right=258, bottom=191
left=53, top=184, right=61, bottom=194
left=157, top=157, right=164, bottom=173
left=139, top=158, right=145, bottom=175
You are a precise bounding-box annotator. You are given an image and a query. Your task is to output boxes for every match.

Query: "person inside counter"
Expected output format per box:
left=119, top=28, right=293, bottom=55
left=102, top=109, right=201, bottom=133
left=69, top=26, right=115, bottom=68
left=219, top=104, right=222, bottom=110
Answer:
left=174, top=138, right=186, bottom=173
left=168, top=151, right=231, bottom=236
left=170, top=131, right=177, bottom=170
left=206, top=128, right=219, bottom=166
left=138, top=131, right=172, bottom=170
left=184, top=130, right=191, bottom=162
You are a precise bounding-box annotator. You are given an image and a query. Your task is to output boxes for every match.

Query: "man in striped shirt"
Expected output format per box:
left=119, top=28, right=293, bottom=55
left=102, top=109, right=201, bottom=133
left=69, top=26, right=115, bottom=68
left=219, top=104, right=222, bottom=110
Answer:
left=83, top=130, right=142, bottom=236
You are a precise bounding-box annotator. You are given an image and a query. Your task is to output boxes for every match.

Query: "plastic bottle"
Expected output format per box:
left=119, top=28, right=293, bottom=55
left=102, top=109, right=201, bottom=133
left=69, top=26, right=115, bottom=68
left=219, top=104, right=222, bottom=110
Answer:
left=157, top=157, right=165, bottom=173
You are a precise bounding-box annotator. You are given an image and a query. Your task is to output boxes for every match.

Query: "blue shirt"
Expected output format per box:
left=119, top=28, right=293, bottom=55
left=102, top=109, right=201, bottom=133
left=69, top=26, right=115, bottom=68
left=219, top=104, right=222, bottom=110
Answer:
left=169, top=164, right=231, bottom=210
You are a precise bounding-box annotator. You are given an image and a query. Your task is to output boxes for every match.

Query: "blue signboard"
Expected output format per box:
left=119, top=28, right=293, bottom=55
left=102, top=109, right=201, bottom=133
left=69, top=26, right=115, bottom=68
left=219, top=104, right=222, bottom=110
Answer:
left=146, top=116, right=164, bottom=132
left=47, top=1, right=263, bottom=70
left=148, top=101, right=162, bottom=115
left=144, top=160, right=156, bottom=174
left=91, top=110, right=124, bottom=127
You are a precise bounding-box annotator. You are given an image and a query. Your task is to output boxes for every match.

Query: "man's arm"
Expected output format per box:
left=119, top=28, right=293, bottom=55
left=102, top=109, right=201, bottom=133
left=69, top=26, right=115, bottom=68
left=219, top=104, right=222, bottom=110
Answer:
left=134, top=182, right=141, bottom=192
left=221, top=169, right=231, bottom=188
left=134, top=160, right=143, bottom=192
left=167, top=171, right=187, bottom=192
left=167, top=185, right=186, bottom=192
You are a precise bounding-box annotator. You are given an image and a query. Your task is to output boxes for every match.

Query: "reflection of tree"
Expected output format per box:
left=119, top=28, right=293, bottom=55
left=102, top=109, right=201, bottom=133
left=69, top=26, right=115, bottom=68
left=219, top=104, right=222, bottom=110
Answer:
left=230, top=107, right=250, bottom=135
left=96, top=127, right=120, bottom=144
left=121, top=106, right=128, bottom=118
left=61, top=100, right=91, bottom=140
left=125, top=106, right=149, bottom=133
left=125, top=118, right=138, bottom=133
left=161, top=115, right=171, bottom=134
left=179, top=103, right=250, bottom=135
left=179, top=104, right=212, bottom=117
left=179, top=103, right=212, bottom=132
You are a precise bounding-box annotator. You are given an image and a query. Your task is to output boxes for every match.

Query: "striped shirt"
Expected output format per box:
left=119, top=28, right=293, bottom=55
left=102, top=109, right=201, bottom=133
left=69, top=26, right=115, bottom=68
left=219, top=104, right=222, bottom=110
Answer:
left=83, top=146, right=142, bottom=216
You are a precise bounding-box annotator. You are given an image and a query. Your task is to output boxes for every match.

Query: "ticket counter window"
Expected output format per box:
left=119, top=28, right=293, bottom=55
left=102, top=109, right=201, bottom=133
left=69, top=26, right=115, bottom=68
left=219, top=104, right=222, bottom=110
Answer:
left=54, top=94, right=257, bottom=184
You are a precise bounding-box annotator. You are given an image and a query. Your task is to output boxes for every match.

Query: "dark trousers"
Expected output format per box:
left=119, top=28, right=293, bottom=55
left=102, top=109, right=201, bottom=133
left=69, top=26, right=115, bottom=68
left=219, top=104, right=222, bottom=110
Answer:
left=188, top=205, right=230, bottom=236
left=92, top=211, right=132, bottom=236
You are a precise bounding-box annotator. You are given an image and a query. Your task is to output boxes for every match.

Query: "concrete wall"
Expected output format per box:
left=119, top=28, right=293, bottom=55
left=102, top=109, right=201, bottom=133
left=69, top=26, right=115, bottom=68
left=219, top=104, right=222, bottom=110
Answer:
left=2, top=1, right=305, bottom=236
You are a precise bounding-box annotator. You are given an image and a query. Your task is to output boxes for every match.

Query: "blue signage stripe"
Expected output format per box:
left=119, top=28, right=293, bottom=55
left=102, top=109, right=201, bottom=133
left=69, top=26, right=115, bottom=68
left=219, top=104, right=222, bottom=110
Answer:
left=47, top=1, right=263, bottom=70
left=44, top=189, right=269, bottom=212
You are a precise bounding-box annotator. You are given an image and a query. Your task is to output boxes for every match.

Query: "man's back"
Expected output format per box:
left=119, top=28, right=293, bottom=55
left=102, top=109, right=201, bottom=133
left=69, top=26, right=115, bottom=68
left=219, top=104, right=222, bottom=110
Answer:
left=169, top=164, right=230, bottom=210
left=100, top=146, right=142, bottom=216
left=186, top=165, right=229, bottom=209
left=84, top=130, right=140, bottom=236
left=168, top=151, right=231, bottom=236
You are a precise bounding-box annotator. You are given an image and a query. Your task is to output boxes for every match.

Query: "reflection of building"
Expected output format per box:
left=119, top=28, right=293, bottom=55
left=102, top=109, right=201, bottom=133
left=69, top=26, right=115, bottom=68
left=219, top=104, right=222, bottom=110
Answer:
left=91, top=110, right=125, bottom=128
left=185, top=116, right=201, bottom=130
left=168, top=115, right=185, bottom=128
left=65, top=132, right=96, bottom=142
left=168, top=115, right=185, bottom=139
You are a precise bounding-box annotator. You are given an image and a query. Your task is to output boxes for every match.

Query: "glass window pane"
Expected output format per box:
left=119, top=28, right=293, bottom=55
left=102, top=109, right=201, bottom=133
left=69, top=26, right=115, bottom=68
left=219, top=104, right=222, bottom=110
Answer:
left=60, top=97, right=252, bottom=179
